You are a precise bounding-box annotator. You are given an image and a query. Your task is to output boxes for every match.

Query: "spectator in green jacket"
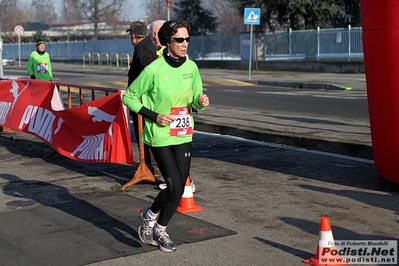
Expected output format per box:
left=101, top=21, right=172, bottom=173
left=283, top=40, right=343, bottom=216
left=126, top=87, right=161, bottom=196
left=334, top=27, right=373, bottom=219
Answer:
left=27, top=40, right=52, bottom=81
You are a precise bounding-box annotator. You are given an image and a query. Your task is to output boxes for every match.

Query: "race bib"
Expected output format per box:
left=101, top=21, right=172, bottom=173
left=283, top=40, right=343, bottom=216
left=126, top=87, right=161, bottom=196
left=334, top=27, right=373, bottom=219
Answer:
left=170, top=107, right=193, bottom=136
left=37, top=63, right=48, bottom=73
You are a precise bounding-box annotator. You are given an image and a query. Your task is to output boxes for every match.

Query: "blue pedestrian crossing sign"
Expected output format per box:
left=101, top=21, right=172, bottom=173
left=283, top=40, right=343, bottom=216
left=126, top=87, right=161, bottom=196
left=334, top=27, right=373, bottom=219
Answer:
left=244, top=8, right=260, bottom=25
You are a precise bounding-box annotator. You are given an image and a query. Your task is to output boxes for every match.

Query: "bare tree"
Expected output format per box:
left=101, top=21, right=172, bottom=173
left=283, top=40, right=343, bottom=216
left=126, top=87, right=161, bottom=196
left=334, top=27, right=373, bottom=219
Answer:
left=60, top=0, right=85, bottom=23
left=77, top=0, right=128, bottom=40
left=146, top=0, right=171, bottom=23
left=59, top=0, right=85, bottom=41
left=0, top=0, right=12, bottom=14
left=0, top=0, right=15, bottom=32
left=145, top=0, right=243, bottom=34
left=31, top=0, right=58, bottom=24
left=1, top=0, right=35, bottom=43
left=203, top=0, right=245, bottom=34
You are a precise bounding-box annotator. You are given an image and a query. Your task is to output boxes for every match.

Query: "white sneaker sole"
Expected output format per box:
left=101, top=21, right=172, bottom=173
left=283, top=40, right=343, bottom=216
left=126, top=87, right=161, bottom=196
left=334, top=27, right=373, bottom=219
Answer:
left=159, top=182, right=196, bottom=193
left=158, top=244, right=177, bottom=252
left=159, top=183, right=167, bottom=190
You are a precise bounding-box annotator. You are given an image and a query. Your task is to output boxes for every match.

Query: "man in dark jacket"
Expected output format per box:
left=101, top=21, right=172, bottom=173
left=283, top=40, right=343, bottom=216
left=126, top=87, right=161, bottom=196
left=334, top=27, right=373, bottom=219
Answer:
left=126, top=21, right=161, bottom=179
left=127, top=21, right=158, bottom=85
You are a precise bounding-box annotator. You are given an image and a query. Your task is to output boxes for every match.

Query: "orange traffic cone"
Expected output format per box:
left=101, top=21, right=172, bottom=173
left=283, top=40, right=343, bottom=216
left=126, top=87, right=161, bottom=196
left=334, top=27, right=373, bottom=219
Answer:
left=0, top=126, right=15, bottom=133
left=303, top=216, right=346, bottom=266
left=176, top=176, right=204, bottom=214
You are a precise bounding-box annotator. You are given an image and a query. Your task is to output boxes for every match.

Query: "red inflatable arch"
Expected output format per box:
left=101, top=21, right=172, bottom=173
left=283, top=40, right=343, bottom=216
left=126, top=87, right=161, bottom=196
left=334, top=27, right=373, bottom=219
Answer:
left=361, top=0, right=399, bottom=183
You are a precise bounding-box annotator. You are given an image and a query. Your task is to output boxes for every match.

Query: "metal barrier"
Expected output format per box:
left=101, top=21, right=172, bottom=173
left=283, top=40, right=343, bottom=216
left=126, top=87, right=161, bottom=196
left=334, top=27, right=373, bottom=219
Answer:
left=119, top=53, right=131, bottom=69
left=82, top=52, right=130, bottom=69
left=91, top=52, right=101, bottom=66
left=55, top=82, right=121, bottom=108
left=100, top=52, right=110, bottom=67
left=110, top=53, right=120, bottom=67
left=82, top=52, right=92, bottom=68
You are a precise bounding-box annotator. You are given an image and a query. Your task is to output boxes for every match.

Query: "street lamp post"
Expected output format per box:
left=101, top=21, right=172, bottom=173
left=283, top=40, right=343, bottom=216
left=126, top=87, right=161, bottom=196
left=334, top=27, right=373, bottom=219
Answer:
left=166, top=0, right=172, bottom=20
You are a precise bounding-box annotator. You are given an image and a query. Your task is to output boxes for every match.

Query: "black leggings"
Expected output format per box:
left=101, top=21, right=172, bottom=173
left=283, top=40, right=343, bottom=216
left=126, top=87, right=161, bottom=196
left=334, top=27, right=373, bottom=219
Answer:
left=149, top=142, right=191, bottom=226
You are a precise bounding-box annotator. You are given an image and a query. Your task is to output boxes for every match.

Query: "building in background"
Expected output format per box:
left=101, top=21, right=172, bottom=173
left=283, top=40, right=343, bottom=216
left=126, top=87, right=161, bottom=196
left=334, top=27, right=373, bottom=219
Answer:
left=11, top=21, right=131, bottom=41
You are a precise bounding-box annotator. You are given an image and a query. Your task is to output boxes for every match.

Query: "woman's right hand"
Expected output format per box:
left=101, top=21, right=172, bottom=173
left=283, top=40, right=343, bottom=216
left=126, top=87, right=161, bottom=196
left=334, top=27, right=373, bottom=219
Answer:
left=156, top=114, right=176, bottom=126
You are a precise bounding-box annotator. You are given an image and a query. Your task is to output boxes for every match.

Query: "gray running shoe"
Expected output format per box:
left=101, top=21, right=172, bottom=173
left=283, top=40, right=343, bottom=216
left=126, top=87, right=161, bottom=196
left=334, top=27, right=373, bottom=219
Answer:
left=153, top=228, right=177, bottom=252
left=138, top=207, right=157, bottom=246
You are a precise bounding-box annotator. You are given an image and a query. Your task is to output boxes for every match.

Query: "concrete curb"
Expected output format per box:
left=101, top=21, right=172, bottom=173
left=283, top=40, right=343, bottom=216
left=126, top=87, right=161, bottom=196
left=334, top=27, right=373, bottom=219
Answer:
left=257, top=80, right=348, bottom=90
left=194, top=120, right=373, bottom=160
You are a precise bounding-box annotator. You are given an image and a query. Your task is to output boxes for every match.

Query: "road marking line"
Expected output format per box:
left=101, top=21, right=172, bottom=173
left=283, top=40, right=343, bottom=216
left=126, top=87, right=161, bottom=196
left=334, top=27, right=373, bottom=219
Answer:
left=112, top=81, right=127, bottom=87
left=205, top=79, right=234, bottom=86
left=203, top=79, right=254, bottom=86
left=223, top=89, right=243, bottom=93
left=224, top=79, right=255, bottom=86
left=84, top=82, right=104, bottom=87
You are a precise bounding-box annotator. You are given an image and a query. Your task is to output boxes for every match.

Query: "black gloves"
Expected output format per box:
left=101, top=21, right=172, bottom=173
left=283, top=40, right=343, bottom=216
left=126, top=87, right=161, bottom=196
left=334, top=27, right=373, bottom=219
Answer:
left=30, top=75, right=36, bottom=79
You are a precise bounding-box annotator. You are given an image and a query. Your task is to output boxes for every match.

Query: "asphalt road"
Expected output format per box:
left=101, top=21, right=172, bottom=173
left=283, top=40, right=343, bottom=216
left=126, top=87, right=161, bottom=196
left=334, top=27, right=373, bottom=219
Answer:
left=4, top=67, right=370, bottom=123
left=203, top=85, right=369, bottom=122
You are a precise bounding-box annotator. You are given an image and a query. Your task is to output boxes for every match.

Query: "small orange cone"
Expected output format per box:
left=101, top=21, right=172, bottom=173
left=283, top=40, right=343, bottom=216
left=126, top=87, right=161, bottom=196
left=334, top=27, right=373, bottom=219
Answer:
left=176, top=176, right=203, bottom=214
left=303, top=216, right=346, bottom=266
left=0, top=126, right=15, bottom=133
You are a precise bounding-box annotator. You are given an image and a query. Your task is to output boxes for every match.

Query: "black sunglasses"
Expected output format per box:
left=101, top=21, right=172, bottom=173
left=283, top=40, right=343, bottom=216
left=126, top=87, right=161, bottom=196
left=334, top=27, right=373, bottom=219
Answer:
left=172, top=37, right=190, bottom=43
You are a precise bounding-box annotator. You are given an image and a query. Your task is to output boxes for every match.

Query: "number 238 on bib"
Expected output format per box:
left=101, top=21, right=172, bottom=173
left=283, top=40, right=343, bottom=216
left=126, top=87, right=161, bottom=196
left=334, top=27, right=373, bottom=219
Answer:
left=170, top=107, right=194, bottom=136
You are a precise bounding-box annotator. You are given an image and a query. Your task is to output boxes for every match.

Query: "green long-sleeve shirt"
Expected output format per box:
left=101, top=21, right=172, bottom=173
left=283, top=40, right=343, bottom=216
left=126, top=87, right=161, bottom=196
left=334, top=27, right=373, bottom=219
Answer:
left=122, top=56, right=205, bottom=147
left=27, top=51, right=53, bottom=81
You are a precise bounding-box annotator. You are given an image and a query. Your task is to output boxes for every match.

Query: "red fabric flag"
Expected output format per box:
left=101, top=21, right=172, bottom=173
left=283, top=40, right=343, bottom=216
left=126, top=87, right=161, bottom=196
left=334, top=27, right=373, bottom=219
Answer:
left=0, top=79, right=133, bottom=165
left=167, top=0, right=172, bottom=9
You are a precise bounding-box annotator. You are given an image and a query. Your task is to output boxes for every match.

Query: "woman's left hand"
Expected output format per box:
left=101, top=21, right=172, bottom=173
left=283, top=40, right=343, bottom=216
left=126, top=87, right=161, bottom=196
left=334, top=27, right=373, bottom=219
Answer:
left=198, top=94, right=209, bottom=107
left=156, top=114, right=176, bottom=126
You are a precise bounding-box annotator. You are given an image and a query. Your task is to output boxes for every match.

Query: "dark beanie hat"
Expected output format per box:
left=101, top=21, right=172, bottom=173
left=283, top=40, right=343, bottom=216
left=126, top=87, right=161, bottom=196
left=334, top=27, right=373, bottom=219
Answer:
left=36, top=40, right=45, bottom=46
left=158, top=20, right=178, bottom=46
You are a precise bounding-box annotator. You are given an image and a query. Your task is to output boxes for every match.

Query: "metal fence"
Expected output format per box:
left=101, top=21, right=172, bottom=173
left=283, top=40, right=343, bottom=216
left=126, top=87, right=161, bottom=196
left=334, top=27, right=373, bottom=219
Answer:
left=2, top=25, right=363, bottom=64
left=256, top=26, right=363, bottom=61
